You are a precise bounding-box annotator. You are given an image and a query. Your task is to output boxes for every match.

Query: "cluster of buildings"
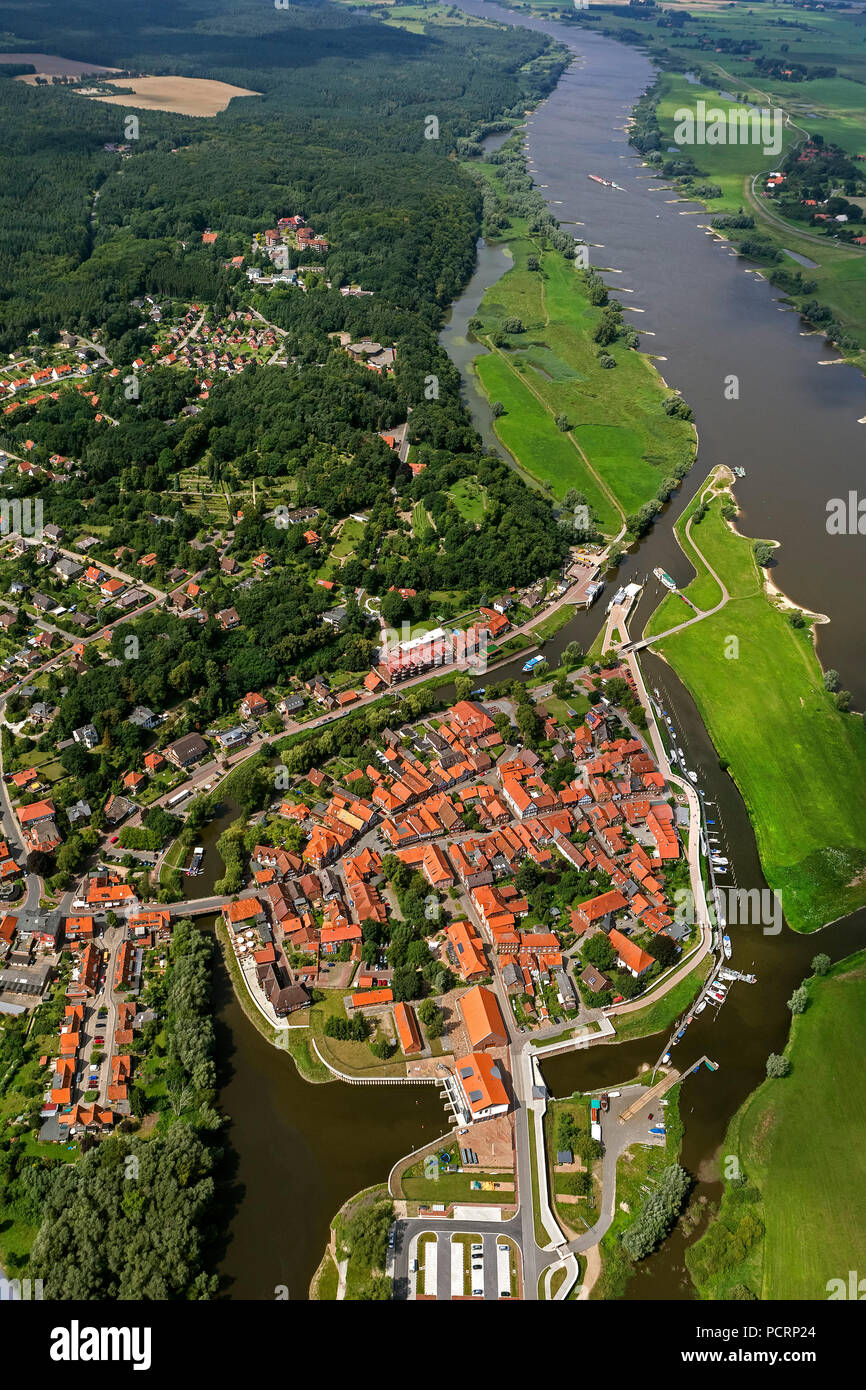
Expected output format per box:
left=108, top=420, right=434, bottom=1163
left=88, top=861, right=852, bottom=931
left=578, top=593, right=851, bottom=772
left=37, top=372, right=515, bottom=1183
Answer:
left=366, top=612, right=511, bottom=689
left=37, top=904, right=169, bottom=1140
left=208, top=690, right=684, bottom=1060
left=153, top=306, right=279, bottom=380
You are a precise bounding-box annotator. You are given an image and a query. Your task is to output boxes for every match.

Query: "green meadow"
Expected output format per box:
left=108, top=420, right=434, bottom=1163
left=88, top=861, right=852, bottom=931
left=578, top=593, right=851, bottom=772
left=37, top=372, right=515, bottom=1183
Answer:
left=467, top=162, right=695, bottom=533
left=645, top=480, right=866, bottom=931
left=688, top=951, right=866, bottom=1300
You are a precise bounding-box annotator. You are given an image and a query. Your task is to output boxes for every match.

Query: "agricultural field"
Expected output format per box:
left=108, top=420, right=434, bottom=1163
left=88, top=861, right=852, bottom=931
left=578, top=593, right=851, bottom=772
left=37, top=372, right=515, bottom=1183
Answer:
left=73, top=75, right=262, bottom=117
left=645, top=480, right=866, bottom=930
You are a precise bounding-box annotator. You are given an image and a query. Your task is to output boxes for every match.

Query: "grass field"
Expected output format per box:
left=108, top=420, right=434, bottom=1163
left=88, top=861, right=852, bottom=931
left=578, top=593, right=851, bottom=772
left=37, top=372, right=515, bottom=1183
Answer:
left=645, top=477, right=866, bottom=930
left=411, top=500, right=435, bottom=542
left=688, top=951, right=866, bottom=1300
left=468, top=160, right=695, bottom=531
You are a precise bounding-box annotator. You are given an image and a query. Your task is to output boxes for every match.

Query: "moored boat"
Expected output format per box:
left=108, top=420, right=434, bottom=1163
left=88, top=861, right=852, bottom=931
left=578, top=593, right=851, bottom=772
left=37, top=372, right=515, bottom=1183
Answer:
left=653, top=566, right=677, bottom=592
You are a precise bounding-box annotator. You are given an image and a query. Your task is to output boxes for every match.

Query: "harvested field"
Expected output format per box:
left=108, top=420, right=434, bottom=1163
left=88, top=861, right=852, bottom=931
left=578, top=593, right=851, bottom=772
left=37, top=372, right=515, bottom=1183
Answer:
left=76, top=75, right=261, bottom=116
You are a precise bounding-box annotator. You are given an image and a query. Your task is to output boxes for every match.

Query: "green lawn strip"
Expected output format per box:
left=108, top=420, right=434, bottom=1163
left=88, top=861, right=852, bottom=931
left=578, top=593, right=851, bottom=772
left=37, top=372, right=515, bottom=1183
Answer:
left=400, top=1165, right=514, bottom=1206
left=309, top=1249, right=339, bottom=1300
left=158, top=836, right=187, bottom=886
left=532, top=603, right=576, bottom=641
left=417, top=1230, right=437, bottom=1285
left=689, top=951, right=866, bottom=1300
left=611, top=955, right=712, bottom=1044
left=549, top=1264, right=567, bottom=1297
left=526, top=1109, right=552, bottom=1249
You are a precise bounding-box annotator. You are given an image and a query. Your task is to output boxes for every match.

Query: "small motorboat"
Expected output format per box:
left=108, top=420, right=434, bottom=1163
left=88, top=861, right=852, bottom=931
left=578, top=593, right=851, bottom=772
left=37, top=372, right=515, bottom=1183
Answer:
left=723, top=935, right=732, bottom=959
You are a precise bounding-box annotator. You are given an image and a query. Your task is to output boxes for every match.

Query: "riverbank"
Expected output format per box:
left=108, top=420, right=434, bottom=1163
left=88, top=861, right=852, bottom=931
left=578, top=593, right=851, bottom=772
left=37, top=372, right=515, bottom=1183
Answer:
left=642, top=472, right=866, bottom=932
left=649, top=72, right=866, bottom=369
left=462, top=147, right=695, bottom=532
left=559, top=0, right=866, bottom=368
left=687, top=950, right=866, bottom=1300
left=308, top=1183, right=393, bottom=1302
left=591, top=1082, right=686, bottom=1301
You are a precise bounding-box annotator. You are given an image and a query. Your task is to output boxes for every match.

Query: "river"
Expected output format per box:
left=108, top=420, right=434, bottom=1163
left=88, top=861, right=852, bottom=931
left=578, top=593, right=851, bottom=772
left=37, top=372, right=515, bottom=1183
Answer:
left=216, top=5, right=866, bottom=1301
left=440, top=0, right=866, bottom=1297
left=446, top=0, right=866, bottom=706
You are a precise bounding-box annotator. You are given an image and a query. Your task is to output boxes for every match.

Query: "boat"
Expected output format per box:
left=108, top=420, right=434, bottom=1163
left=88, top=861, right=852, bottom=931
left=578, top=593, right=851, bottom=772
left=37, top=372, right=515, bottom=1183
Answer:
left=677, top=746, right=685, bottom=759
left=741, top=973, right=757, bottom=985
left=522, top=654, right=546, bottom=673
left=722, top=936, right=732, bottom=961
left=649, top=1126, right=666, bottom=1136
left=695, top=1000, right=707, bottom=1014
left=734, top=466, right=746, bottom=478
left=188, top=846, right=204, bottom=876
left=653, top=566, right=678, bottom=592
left=688, top=770, right=698, bottom=783
left=471, top=688, right=485, bottom=697
left=662, top=1052, right=671, bottom=1064
left=588, top=173, right=626, bottom=191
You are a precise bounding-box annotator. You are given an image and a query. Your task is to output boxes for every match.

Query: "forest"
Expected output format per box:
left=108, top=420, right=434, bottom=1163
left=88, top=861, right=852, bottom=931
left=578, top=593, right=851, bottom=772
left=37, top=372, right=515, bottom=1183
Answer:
left=0, top=0, right=565, bottom=346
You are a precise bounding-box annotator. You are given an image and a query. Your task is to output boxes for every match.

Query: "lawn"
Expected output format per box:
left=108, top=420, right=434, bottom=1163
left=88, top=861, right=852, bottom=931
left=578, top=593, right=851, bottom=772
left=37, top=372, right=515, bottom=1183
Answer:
left=645, top=479, right=866, bottom=930
left=309, top=990, right=408, bottom=1077
left=532, top=603, right=576, bottom=641
left=400, top=1164, right=515, bottom=1206
left=447, top=477, right=488, bottom=524
left=688, top=951, right=866, bottom=1300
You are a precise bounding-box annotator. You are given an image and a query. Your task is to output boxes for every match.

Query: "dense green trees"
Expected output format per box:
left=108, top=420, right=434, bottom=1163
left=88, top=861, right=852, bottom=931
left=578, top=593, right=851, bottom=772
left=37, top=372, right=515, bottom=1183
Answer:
left=29, top=1124, right=219, bottom=1298
left=620, top=1163, right=691, bottom=1261
left=0, top=0, right=564, bottom=347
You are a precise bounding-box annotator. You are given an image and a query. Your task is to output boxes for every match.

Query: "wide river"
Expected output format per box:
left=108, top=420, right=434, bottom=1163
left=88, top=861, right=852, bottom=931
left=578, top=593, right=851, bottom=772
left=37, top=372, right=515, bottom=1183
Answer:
left=216, top=6, right=866, bottom=1300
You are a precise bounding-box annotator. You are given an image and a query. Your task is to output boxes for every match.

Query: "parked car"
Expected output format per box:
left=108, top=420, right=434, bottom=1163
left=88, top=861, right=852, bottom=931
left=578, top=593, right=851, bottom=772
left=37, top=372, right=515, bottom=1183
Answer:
left=94, top=1036, right=105, bottom=1045
left=110, top=835, right=119, bottom=844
